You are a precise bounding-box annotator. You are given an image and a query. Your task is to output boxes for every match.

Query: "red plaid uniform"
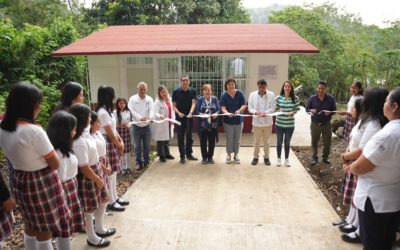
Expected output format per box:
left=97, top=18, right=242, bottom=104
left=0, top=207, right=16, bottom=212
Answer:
left=99, top=156, right=109, bottom=187
left=13, top=168, right=71, bottom=235
left=105, top=136, right=121, bottom=173
left=117, top=127, right=131, bottom=153
left=77, top=163, right=109, bottom=213
left=342, top=170, right=358, bottom=206
left=0, top=204, right=12, bottom=241
left=343, top=115, right=354, bottom=143
left=54, top=178, right=85, bottom=237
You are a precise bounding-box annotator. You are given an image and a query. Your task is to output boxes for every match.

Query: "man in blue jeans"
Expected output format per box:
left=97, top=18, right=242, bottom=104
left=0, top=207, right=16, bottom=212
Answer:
left=128, top=82, right=154, bottom=169
left=172, top=75, right=198, bottom=164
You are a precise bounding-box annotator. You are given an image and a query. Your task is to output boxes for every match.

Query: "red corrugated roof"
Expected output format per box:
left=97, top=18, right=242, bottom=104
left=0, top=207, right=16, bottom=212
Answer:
left=52, top=24, right=319, bottom=56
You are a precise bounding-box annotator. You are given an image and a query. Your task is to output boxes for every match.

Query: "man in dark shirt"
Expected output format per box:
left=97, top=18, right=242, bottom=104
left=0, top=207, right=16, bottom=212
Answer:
left=172, top=75, right=198, bottom=163
left=306, top=80, right=337, bottom=166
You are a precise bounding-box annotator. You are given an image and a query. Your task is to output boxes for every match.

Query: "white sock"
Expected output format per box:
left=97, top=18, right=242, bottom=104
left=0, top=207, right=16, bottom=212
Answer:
left=353, top=209, right=359, bottom=228
left=36, top=239, right=52, bottom=250
left=111, top=173, right=119, bottom=202
left=94, top=203, right=108, bottom=234
left=24, top=233, right=38, bottom=250
left=0, top=241, right=3, bottom=250
left=85, top=213, right=101, bottom=244
left=56, top=237, right=71, bottom=250
left=108, top=173, right=117, bottom=204
left=346, top=206, right=356, bottom=225
left=347, top=231, right=358, bottom=238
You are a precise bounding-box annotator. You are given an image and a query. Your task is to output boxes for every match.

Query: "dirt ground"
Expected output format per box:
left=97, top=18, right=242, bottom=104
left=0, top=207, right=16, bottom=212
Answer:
left=293, top=136, right=348, bottom=219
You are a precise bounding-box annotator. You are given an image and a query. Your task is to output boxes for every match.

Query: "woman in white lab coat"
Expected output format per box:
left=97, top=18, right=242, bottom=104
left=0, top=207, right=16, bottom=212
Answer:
left=152, top=85, right=175, bottom=162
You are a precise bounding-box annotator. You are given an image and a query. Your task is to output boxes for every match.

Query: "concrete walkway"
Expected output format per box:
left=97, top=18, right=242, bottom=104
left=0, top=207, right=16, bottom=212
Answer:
left=72, top=107, right=360, bottom=249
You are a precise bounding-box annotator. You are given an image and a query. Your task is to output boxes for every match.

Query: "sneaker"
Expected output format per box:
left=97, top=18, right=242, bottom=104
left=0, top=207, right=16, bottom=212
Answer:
left=322, top=159, right=331, bottom=164
left=285, top=159, right=291, bottom=167
left=251, top=158, right=258, bottom=165
left=276, top=158, right=281, bottom=166
left=264, top=158, right=271, bottom=165
left=234, top=156, right=240, bottom=164
left=310, top=158, right=318, bottom=166
left=202, top=158, right=208, bottom=164
left=180, top=158, right=185, bottom=164
left=226, top=155, right=232, bottom=164
left=208, top=158, right=215, bottom=164
left=160, top=157, right=166, bottom=162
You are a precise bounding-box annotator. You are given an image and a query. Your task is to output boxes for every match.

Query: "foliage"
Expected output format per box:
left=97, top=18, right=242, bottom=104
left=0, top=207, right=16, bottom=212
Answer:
left=84, top=0, right=250, bottom=26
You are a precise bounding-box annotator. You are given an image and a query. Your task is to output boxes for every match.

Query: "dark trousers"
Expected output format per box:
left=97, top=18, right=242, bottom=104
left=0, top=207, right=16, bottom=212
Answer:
left=310, top=122, right=332, bottom=161
left=177, top=118, right=193, bottom=159
left=199, top=128, right=217, bottom=160
left=157, top=141, right=171, bottom=159
left=276, top=126, right=295, bottom=159
left=358, top=198, right=399, bottom=250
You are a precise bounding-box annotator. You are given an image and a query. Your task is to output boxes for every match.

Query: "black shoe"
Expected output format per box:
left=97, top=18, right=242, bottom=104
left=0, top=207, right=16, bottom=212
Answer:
left=165, top=155, right=175, bottom=160
left=332, top=219, right=347, bottom=226
left=96, top=228, right=116, bottom=238
left=341, top=233, right=361, bottom=243
left=208, top=158, right=215, bottom=164
left=87, top=238, right=110, bottom=248
left=323, top=159, right=331, bottom=164
left=202, top=158, right=208, bottom=164
left=107, top=203, right=125, bottom=212
left=180, top=158, right=185, bottom=164
left=310, top=159, right=318, bottom=166
left=251, top=158, right=258, bottom=165
left=116, top=198, right=129, bottom=206
left=264, top=158, right=271, bottom=165
left=143, top=162, right=149, bottom=168
left=187, top=155, right=198, bottom=161
left=339, top=224, right=357, bottom=233
left=160, top=157, right=166, bottom=162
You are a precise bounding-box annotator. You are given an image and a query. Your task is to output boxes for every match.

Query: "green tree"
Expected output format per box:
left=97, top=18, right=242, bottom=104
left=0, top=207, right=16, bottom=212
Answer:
left=269, top=6, right=348, bottom=101
left=84, top=0, right=249, bottom=26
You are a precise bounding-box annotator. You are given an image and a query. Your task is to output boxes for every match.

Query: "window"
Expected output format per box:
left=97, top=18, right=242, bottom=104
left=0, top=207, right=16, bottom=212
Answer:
left=127, top=57, right=153, bottom=65
left=157, top=56, right=248, bottom=98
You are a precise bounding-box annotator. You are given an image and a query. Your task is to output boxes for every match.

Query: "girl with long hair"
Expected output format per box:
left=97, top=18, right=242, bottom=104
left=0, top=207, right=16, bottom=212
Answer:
left=114, top=98, right=133, bottom=174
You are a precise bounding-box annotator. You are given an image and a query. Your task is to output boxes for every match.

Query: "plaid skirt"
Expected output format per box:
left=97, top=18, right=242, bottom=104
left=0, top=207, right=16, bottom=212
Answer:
left=54, top=178, right=85, bottom=237
left=105, top=136, right=121, bottom=173
left=117, top=127, right=131, bottom=153
left=343, top=115, right=354, bottom=143
left=342, top=170, right=358, bottom=206
left=13, top=168, right=70, bottom=235
left=77, top=163, right=109, bottom=213
left=0, top=204, right=12, bottom=241
left=99, top=156, right=109, bottom=187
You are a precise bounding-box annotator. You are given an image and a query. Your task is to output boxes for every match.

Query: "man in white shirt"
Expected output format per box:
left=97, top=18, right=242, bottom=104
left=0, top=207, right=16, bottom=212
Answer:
left=248, top=79, right=276, bottom=165
left=128, top=82, right=154, bottom=169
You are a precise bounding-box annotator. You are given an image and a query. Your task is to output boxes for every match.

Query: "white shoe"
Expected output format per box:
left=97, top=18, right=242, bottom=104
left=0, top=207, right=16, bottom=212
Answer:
left=276, top=158, right=281, bottom=166
left=226, top=155, right=232, bottom=164
left=234, top=156, right=240, bottom=164
left=285, top=159, right=291, bottom=167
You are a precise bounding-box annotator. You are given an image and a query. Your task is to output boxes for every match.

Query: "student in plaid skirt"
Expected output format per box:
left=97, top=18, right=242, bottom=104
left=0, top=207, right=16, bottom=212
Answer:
left=114, top=98, right=133, bottom=174
left=0, top=174, right=15, bottom=249
left=70, top=104, right=114, bottom=248
left=0, top=82, right=70, bottom=250
left=338, top=82, right=364, bottom=143
left=90, top=111, right=112, bottom=196
left=47, top=111, right=85, bottom=250
left=339, top=88, right=388, bottom=243
left=96, top=86, right=129, bottom=212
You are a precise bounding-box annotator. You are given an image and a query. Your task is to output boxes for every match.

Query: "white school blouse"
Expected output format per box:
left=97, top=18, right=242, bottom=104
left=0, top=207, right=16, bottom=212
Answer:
left=91, top=132, right=107, bottom=158
left=72, top=127, right=99, bottom=167
left=113, top=110, right=132, bottom=124
left=56, top=150, right=78, bottom=182
left=98, top=107, right=117, bottom=135
left=0, top=122, right=54, bottom=171
left=348, top=119, right=381, bottom=152
left=354, top=119, right=400, bottom=213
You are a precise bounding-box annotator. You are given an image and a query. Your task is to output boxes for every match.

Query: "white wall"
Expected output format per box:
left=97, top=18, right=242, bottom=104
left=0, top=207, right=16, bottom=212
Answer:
left=88, top=56, right=123, bottom=103
left=87, top=53, right=289, bottom=103
left=248, top=53, right=289, bottom=97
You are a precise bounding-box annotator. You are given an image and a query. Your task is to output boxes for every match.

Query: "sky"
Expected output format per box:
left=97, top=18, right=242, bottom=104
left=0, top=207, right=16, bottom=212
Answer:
left=242, top=0, right=399, bottom=27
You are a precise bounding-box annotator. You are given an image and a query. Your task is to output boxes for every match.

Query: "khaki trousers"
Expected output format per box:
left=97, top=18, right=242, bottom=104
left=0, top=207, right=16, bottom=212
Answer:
left=252, top=126, right=272, bottom=159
